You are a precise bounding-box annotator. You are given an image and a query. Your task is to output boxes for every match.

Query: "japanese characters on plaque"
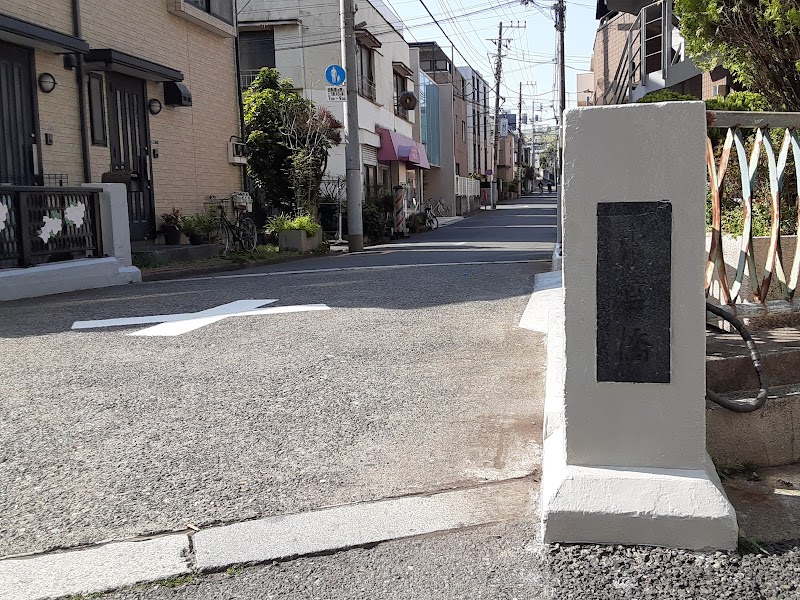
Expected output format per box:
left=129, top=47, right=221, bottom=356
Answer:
left=596, top=201, right=672, bottom=383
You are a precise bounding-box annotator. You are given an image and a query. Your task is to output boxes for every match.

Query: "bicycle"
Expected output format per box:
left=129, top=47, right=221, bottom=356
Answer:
left=431, top=198, right=449, bottom=217
left=209, top=194, right=257, bottom=252
left=423, top=204, right=439, bottom=230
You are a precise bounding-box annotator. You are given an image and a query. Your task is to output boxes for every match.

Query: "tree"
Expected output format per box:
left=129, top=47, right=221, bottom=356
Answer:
left=674, top=0, right=800, bottom=110
left=243, top=68, right=342, bottom=217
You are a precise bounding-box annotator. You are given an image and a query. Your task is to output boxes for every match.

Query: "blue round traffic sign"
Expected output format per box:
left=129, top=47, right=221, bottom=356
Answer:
left=325, top=65, right=346, bottom=86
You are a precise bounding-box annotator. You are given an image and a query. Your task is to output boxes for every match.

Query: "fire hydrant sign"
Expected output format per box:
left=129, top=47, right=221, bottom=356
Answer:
left=327, top=86, right=346, bottom=102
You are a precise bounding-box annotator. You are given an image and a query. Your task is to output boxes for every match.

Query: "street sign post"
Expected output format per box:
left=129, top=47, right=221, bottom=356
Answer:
left=325, top=65, right=346, bottom=86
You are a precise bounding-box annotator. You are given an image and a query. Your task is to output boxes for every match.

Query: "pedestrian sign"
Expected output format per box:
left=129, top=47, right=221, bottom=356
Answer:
left=327, top=86, right=346, bottom=102
left=325, top=65, right=346, bottom=86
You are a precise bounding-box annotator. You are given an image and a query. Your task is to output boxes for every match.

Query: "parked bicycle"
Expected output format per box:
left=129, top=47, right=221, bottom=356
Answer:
left=209, top=194, right=257, bottom=252
left=429, top=198, right=449, bottom=217
left=423, top=204, right=439, bottom=230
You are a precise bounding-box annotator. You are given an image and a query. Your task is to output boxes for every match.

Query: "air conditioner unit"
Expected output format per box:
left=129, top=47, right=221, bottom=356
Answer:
left=713, top=84, right=729, bottom=98
left=228, top=141, right=247, bottom=165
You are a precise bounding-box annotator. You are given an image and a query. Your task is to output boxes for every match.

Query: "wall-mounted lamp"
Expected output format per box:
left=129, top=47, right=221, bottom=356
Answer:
left=38, top=73, right=57, bottom=93
left=148, top=98, right=163, bottom=115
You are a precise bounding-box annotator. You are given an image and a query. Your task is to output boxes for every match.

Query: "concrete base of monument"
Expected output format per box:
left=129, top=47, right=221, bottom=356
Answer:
left=540, top=426, right=739, bottom=550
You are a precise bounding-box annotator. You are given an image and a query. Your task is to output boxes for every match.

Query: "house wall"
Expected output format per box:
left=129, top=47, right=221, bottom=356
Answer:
left=459, top=66, right=491, bottom=178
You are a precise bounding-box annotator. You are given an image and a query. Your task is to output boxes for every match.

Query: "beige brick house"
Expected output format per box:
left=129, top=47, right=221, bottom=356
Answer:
left=1, top=0, right=243, bottom=242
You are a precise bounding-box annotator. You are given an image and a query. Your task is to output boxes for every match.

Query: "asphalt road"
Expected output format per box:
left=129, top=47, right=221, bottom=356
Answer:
left=0, top=196, right=555, bottom=559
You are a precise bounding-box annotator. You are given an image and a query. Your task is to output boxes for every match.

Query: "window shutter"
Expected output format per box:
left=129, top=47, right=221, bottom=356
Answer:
left=362, top=145, right=378, bottom=166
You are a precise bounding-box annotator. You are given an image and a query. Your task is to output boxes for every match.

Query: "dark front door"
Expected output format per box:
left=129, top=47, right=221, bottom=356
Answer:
left=0, top=42, right=38, bottom=185
left=106, top=73, right=153, bottom=240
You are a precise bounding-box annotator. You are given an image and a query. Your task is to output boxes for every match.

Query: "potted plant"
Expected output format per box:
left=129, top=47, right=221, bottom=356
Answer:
left=181, top=212, right=217, bottom=245
left=407, top=212, right=427, bottom=234
left=161, top=207, right=183, bottom=245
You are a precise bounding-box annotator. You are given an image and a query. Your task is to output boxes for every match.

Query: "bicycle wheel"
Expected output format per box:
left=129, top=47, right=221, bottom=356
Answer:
left=212, top=222, right=231, bottom=253
left=436, top=202, right=448, bottom=217
left=427, top=213, right=438, bottom=230
left=236, top=216, right=257, bottom=252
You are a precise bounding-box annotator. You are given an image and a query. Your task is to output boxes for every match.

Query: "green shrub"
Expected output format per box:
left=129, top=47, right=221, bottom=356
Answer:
left=637, top=89, right=697, bottom=103
left=265, top=213, right=321, bottom=237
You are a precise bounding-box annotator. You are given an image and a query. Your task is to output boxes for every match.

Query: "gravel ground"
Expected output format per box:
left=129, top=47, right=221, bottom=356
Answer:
left=547, top=541, right=800, bottom=599
left=0, top=199, right=553, bottom=558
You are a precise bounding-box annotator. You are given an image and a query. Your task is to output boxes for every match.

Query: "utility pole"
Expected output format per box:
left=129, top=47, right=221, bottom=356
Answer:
left=341, top=0, right=363, bottom=252
left=489, top=21, right=524, bottom=209
left=490, top=21, right=503, bottom=210
left=517, top=81, right=524, bottom=195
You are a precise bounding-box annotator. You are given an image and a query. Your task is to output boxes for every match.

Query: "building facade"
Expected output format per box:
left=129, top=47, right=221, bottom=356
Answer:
left=1, top=0, right=244, bottom=241
left=238, top=0, right=429, bottom=212
left=411, top=41, right=479, bottom=215
left=458, top=65, right=491, bottom=180
left=590, top=0, right=733, bottom=105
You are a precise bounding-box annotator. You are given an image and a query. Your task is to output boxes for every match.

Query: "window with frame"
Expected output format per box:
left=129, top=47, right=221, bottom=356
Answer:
left=185, top=0, right=233, bottom=24
left=356, top=43, right=375, bottom=100
left=393, top=71, right=408, bottom=118
left=88, top=73, right=107, bottom=146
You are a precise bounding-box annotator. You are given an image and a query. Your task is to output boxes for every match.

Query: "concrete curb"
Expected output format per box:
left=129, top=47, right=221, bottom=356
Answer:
left=0, top=479, right=535, bottom=598
left=0, top=536, right=190, bottom=600
left=193, top=478, right=534, bottom=572
left=139, top=253, right=325, bottom=282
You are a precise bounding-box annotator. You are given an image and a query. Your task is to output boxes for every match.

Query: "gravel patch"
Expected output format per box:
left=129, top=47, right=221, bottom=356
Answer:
left=547, top=541, right=800, bottom=599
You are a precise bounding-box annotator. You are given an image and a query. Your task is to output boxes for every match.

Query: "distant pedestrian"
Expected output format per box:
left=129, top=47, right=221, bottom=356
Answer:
left=538, top=180, right=544, bottom=194
left=547, top=180, right=553, bottom=193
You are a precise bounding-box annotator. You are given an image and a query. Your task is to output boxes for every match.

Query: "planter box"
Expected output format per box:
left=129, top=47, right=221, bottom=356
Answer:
left=279, top=230, right=322, bottom=252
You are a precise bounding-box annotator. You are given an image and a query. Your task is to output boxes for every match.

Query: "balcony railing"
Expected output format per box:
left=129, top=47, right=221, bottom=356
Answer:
left=240, top=69, right=261, bottom=90
left=0, top=187, right=103, bottom=269
left=358, top=76, right=376, bottom=101
left=706, top=111, right=800, bottom=316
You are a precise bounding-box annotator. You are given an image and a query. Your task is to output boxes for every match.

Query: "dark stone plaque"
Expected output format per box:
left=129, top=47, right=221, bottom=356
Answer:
left=596, top=201, right=671, bottom=383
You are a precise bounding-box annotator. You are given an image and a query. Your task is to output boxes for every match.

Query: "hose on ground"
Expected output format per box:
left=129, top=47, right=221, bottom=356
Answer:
left=705, top=302, right=769, bottom=413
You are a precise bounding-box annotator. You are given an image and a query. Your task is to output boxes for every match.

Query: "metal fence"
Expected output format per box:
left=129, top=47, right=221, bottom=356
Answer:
left=0, top=187, right=103, bottom=269
left=706, top=110, right=800, bottom=315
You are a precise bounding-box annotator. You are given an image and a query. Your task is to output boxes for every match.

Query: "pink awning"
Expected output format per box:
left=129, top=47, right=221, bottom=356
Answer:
left=376, top=127, right=430, bottom=169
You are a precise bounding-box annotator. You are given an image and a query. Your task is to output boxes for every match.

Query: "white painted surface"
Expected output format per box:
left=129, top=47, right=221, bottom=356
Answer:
left=519, top=270, right=562, bottom=334
left=193, top=479, right=533, bottom=571
left=0, top=536, right=190, bottom=600
left=562, top=102, right=709, bottom=469
left=72, top=300, right=331, bottom=336
left=84, top=183, right=134, bottom=268
left=0, top=257, right=140, bottom=302
left=541, top=102, right=738, bottom=549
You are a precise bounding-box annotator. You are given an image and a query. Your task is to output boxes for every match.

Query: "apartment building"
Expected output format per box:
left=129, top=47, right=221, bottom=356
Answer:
left=458, top=65, right=491, bottom=179
left=0, top=0, right=244, bottom=298
left=411, top=41, right=480, bottom=215
left=590, top=0, right=733, bottom=105
left=1, top=0, right=243, bottom=236
left=238, top=0, right=429, bottom=208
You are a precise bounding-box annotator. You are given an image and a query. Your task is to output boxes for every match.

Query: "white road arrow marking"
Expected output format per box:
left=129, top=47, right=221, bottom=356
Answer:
left=71, top=300, right=331, bottom=337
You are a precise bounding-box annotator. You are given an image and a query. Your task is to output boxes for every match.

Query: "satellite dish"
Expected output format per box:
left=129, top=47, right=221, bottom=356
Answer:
left=398, top=91, right=418, bottom=111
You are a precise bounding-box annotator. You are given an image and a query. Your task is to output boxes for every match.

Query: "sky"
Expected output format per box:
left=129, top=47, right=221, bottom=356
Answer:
left=377, top=0, right=599, bottom=126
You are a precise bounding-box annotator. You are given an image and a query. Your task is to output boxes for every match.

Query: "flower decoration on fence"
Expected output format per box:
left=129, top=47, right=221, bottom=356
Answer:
left=0, top=204, right=8, bottom=230
left=38, top=211, right=63, bottom=244
left=64, top=202, right=87, bottom=229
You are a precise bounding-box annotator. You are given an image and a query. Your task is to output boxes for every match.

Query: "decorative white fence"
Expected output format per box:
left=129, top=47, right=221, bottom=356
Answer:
left=455, top=176, right=479, bottom=197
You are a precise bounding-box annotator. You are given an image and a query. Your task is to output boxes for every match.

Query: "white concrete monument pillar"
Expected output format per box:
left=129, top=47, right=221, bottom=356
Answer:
left=540, top=101, right=738, bottom=549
